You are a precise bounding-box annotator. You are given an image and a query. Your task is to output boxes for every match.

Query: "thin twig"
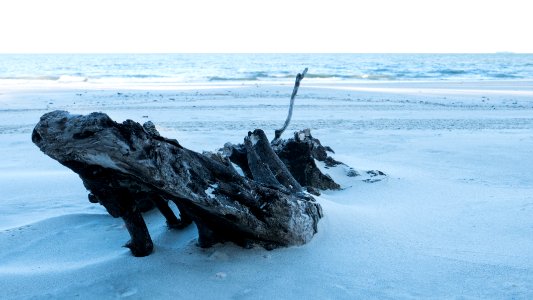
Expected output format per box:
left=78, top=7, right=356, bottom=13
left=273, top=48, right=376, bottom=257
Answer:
left=273, top=68, right=308, bottom=142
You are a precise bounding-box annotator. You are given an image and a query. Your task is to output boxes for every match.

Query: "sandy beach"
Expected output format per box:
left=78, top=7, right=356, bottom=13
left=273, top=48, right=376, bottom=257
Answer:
left=1, top=80, right=532, bottom=299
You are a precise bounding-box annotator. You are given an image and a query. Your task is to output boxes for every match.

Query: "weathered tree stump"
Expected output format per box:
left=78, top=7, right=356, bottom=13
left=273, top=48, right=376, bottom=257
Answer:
left=273, top=129, right=342, bottom=193
left=32, top=111, right=322, bottom=256
left=223, top=128, right=343, bottom=196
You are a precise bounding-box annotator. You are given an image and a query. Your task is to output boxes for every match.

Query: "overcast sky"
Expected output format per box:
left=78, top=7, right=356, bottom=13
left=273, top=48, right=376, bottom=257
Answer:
left=0, top=0, right=532, bottom=53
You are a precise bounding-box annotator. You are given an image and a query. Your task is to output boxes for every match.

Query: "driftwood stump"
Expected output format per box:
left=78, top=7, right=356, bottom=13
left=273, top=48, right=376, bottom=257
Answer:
left=32, top=111, right=323, bottom=256
left=223, top=129, right=342, bottom=195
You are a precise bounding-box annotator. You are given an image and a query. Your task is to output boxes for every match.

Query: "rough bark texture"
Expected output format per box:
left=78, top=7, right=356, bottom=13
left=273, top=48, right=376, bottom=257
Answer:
left=32, top=110, right=322, bottom=256
left=224, top=129, right=343, bottom=195
left=272, top=129, right=341, bottom=193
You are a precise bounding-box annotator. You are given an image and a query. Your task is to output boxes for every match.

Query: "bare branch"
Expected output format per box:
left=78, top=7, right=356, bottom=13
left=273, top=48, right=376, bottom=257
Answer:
left=273, top=68, right=308, bottom=142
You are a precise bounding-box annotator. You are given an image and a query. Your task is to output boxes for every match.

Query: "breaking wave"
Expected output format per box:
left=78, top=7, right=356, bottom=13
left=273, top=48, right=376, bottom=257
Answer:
left=208, top=71, right=270, bottom=81
left=0, top=75, right=88, bottom=82
left=0, top=75, right=61, bottom=81
left=208, top=76, right=262, bottom=81
left=57, top=75, right=88, bottom=82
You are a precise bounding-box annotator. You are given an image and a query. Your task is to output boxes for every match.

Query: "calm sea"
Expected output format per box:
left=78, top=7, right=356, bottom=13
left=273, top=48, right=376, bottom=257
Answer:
left=0, top=53, right=532, bottom=85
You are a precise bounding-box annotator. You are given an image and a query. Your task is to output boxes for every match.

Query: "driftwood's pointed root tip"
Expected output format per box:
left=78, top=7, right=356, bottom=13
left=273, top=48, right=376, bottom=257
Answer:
left=123, top=240, right=154, bottom=257
left=301, top=68, right=308, bottom=78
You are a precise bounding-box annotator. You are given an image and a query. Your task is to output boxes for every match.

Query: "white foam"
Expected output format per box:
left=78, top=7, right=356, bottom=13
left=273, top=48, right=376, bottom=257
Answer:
left=57, top=75, right=88, bottom=83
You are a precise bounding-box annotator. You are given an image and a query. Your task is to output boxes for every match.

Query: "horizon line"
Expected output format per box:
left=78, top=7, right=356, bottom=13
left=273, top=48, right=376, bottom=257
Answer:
left=0, top=52, right=531, bottom=55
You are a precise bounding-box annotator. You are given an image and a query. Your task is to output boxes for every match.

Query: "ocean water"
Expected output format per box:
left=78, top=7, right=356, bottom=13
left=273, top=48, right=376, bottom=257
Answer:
left=0, top=53, right=532, bottom=85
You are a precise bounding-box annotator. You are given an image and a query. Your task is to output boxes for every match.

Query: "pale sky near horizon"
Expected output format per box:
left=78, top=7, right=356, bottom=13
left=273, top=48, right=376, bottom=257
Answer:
left=0, top=0, right=532, bottom=53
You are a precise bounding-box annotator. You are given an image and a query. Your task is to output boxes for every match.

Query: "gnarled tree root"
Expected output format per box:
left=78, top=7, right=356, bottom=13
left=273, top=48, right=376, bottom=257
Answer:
left=33, top=110, right=322, bottom=256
